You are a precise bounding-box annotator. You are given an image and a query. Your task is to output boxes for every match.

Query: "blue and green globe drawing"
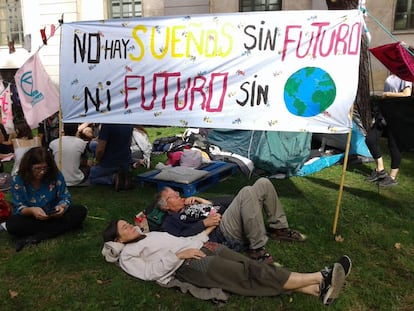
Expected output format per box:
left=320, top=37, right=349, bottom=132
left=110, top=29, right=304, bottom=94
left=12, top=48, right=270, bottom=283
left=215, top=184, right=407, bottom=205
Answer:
left=283, top=67, right=336, bottom=117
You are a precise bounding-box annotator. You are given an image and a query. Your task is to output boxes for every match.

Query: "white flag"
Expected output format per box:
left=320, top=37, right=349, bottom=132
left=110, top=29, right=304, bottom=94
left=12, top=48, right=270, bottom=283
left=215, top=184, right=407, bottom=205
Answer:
left=14, top=52, right=59, bottom=128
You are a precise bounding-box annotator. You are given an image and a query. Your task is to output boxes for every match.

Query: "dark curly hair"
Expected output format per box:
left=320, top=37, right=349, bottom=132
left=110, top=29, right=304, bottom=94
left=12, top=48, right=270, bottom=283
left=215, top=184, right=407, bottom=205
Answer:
left=14, top=121, right=33, bottom=139
left=18, top=147, right=59, bottom=184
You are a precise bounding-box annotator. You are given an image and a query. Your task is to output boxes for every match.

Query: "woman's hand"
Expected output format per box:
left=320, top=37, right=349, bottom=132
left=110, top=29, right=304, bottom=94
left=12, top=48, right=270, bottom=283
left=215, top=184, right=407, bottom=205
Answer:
left=49, top=205, right=66, bottom=218
left=203, top=213, right=221, bottom=227
left=27, top=207, right=49, bottom=220
left=176, top=248, right=206, bottom=260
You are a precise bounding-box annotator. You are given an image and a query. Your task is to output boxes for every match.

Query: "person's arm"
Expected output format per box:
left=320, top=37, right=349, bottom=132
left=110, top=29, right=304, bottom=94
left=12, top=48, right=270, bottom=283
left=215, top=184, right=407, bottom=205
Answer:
left=383, top=89, right=411, bottom=97
left=0, top=130, right=5, bottom=144
left=203, top=225, right=216, bottom=236
left=11, top=175, right=31, bottom=215
left=162, top=213, right=207, bottom=237
left=176, top=248, right=206, bottom=260
left=94, top=139, right=107, bottom=162
left=383, top=85, right=412, bottom=97
left=77, top=122, right=92, bottom=133
left=183, top=196, right=213, bottom=205
left=120, top=248, right=183, bottom=282
left=3, top=135, right=13, bottom=146
left=52, top=172, right=72, bottom=216
left=11, top=176, right=49, bottom=219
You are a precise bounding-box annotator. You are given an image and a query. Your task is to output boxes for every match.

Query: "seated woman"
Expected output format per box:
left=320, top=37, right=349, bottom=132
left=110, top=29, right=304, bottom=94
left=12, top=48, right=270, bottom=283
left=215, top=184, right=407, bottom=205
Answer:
left=0, top=124, right=14, bottom=173
left=130, top=125, right=151, bottom=169
left=102, top=219, right=352, bottom=306
left=0, top=123, right=14, bottom=157
left=4, top=147, right=87, bottom=251
left=11, top=121, right=41, bottom=176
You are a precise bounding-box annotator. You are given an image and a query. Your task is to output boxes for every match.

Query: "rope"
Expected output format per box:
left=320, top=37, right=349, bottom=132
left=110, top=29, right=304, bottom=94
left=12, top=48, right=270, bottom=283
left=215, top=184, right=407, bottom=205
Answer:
left=368, top=50, right=376, bottom=96
left=0, top=15, right=64, bottom=88
left=364, top=9, right=400, bottom=43
left=364, top=8, right=414, bottom=58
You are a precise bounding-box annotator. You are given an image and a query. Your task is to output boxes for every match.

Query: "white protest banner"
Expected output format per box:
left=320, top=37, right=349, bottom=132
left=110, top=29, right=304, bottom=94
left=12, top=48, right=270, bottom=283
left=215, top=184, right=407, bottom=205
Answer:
left=0, top=84, right=15, bottom=133
left=15, top=52, right=60, bottom=128
left=60, top=10, right=362, bottom=133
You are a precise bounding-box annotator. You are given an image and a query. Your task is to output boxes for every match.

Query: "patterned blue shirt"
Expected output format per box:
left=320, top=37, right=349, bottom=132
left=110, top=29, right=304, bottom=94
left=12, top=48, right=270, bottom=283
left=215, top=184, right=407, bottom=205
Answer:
left=11, top=171, right=71, bottom=215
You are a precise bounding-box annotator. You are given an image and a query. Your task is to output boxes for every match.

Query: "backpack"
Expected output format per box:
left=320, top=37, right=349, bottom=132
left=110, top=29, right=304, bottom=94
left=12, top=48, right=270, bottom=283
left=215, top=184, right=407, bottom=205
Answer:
left=144, top=204, right=167, bottom=231
left=179, top=149, right=203, bottom=168
left=41, top=113, right=60, bottom=146
left=152, top=136, right=182, bottom=152
left=0, top=173, right=11, bottom=192
left=152, top=136, right=192, bottom=153
left=0, top=192, right=11, bottom=222
left=131, top=128, right=152, bottom=162
left=185, top=133, right=210, bottom=152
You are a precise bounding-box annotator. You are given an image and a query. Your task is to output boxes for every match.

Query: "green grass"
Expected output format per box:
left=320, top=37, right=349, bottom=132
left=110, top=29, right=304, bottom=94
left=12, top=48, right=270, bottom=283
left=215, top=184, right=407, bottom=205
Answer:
left=1, top=127, right=414, bottom=310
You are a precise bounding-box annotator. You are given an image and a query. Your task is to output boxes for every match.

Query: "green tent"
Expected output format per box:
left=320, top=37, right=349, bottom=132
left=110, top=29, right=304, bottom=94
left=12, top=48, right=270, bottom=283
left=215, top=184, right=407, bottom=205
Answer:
left=207, top=129, right=312, bottom=177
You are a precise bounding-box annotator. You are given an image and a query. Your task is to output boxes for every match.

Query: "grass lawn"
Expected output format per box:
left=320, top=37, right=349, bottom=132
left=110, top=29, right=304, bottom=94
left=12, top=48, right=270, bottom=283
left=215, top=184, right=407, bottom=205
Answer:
left=1, top=127, right=413, bottom=311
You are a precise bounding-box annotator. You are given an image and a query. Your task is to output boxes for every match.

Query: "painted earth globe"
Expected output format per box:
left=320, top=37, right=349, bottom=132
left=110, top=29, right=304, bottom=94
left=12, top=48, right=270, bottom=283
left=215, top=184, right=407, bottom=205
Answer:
left=283, top=67, right=336, bottom=117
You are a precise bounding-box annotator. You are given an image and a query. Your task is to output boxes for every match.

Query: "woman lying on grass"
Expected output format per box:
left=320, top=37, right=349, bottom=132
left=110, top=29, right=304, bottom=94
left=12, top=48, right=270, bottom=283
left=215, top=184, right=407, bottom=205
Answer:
left=102, top=219, right=351, bottom=306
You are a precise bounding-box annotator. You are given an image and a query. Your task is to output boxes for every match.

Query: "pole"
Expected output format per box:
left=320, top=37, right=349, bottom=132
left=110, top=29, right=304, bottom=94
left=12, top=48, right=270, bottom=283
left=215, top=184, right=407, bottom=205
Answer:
left=332, top=106, right=354, bottom=235
left=57, top=108, right=63, bottom=170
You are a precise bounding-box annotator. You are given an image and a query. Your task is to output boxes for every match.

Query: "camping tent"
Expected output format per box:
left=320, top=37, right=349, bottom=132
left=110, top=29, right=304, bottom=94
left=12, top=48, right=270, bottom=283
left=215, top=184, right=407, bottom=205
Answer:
left=208, top=130, right=311, bottom=177
left=207, top=119, right=372, bottom=177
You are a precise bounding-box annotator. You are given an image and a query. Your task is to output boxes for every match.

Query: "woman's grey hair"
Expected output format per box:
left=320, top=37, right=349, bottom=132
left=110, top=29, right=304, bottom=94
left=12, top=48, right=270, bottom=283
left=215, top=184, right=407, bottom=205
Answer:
left=154, top=187, right=169, bottom=211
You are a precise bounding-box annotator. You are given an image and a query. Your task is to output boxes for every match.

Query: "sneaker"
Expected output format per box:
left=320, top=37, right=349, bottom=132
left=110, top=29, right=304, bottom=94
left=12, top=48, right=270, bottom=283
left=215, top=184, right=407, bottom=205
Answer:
left=269, top=228, right=307, bottom=242
left=248, top=247, right=274, bottom=264
left=378, top=175, right=398, bottom=187
left=319, top=255, right=351, bottom=306
left=319, top=263, right=346, bottom=306
left=337, top=255, right=352, bottom=277
left=366, top=169, right=387, bottom=182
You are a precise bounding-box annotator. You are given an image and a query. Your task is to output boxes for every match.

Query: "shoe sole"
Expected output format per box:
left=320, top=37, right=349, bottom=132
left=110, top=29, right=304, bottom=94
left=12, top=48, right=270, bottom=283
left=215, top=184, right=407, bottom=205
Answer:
left=366, top=175, right=387, bottom=182
left=378, top=181, right=398, bottom=187
left=269, top=231, right=307, bottom=242
left=322, top=263, right=346, bottom=306
left=270, top=235, right=306, bottom=242
left=338, top=255, right=352, bottom=278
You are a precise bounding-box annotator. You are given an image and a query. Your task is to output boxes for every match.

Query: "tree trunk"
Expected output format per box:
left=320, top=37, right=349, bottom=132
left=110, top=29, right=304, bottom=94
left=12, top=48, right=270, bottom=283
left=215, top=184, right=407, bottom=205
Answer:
left=326, top=0, right=372, bottom=130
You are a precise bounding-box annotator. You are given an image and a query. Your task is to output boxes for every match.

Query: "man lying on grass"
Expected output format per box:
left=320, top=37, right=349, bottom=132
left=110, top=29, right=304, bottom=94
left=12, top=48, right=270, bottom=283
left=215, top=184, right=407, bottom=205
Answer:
left=154, top=178, right=306, bottom=265
left=102, top=219, right=351, bottom=306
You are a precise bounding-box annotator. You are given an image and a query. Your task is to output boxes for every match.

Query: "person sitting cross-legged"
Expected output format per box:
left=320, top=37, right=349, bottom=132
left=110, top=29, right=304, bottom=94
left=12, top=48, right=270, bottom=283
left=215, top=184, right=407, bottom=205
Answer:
left=1, top=147, right=87, bottom=252
left=154, top=177, right=306, bottom=264
left=89, top=123, right=134, bottom=191
left=49, top=123, right=90, bottom=186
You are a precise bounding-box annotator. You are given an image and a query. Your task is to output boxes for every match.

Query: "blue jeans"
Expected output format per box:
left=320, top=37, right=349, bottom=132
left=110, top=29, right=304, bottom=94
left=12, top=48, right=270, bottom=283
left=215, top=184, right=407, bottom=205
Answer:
left=89, top=165, right=129, bottom=185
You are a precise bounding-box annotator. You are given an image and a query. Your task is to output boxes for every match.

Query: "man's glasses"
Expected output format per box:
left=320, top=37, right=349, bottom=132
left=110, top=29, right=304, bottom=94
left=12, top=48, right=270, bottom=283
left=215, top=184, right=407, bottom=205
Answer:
left=166, top=191, right=180, bottom=201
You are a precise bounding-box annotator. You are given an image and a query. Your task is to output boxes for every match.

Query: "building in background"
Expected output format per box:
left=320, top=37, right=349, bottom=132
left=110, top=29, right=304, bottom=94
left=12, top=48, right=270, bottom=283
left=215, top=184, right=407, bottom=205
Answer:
left=1, top=0, right=413, bottom=97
